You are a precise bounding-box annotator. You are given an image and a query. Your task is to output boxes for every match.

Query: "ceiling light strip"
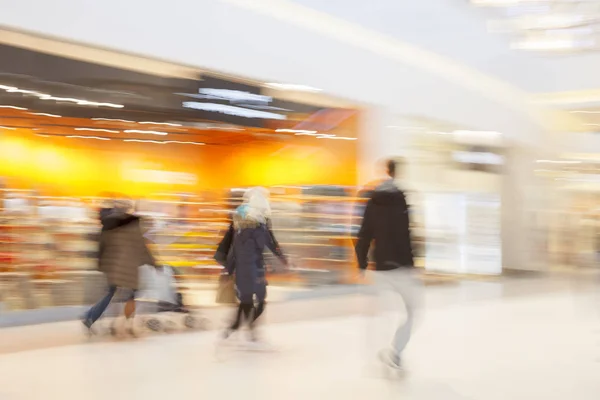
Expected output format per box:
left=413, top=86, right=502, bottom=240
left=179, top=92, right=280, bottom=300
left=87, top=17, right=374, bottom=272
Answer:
left=138, top=121, right=182, bottom=126
left=92, top=118, right=135, bottom=123
left=75, top=128, right=120, bottom=133
left=0, top=105, right=27, bottom=110
left=36, top=134, right=204, bottom=145
left=124, top=129, right=168, bottom=136
left=66, top=135, right=111, bottom=141
left=123, top=139, right=204, bottom=145
left=0, top=83, right=124, bottom=108
left=29, top=112, right=62, bottom=118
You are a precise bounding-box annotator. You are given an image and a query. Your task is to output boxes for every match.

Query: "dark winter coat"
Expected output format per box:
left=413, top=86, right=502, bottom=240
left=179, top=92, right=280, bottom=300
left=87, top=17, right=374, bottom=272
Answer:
left=355, top=180, right=414, bottom=271
left=214, top=215, right=285, bottom=303
left=98, top=210, right=156, bottom=290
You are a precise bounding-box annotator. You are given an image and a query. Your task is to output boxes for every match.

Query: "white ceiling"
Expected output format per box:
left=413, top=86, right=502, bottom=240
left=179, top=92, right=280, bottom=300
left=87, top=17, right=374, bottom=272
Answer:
left=288, top=0, right=600, bottom=93
left=0, top=0, right=591, bottom=141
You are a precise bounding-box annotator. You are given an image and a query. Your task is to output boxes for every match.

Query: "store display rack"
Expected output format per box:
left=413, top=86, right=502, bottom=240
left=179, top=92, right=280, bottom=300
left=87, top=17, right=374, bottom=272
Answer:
left=0, top=186, right=366, bottom=312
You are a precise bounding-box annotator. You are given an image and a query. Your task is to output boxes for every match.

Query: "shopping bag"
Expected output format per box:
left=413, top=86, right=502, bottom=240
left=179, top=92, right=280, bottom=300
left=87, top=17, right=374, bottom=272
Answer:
left=215, top=274, right=237, bottom=304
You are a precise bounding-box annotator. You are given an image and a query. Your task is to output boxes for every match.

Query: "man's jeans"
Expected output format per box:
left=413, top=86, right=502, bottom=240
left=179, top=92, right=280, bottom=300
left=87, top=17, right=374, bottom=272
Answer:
left=368, top=268, right=422, bottom=357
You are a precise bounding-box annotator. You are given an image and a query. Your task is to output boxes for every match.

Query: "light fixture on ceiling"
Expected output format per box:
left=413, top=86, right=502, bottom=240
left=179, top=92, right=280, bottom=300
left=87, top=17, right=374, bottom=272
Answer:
left=0, top=105, right=27, bottom=110
left=163, top=141, right=205, bottom=145
left=472, top=1, right=599, bottom=54
left=92, top=118, right=135, bottom=123
left=471, top=0, right=548, bottom=6
left=30, top=112, right=62, bottom=118
left=295, top=132, right=320, bottom=136
left=329, top=136, right=357, bottom=141
left=124, top=129, right=168, bottom=136
left=276, top=129, right=318, bottom=134
left=512, top=38, right=596, bottom=51
left=183, top=101, right=286, bottom=120
left=536, top=159, right=582, bottom=164
left=453, top=151, right=505, bottom=165
left=570, top=110, right=600, bottom=114
left=123, top=139, right=204, bottom=145
left=37, top=94, right=124, bottom=108
left=315, top=133, right=357, bottom=140
left=264, top=83, right=323, bottom=93
left=75, top=128, right=120, bottom=133
left=0, top=83, right=124, bottom=108
left=123, top=139, right=167, bottom=144
left=66, top=135, right=111, bottom=141
left=138, top=121, right=182, bottom=127
left=518, top=14, right=593, bottom=30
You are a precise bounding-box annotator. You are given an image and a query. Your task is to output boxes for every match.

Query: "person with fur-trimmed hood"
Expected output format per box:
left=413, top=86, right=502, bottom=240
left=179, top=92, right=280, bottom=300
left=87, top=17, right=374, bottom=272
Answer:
left=83, top=200, right=156, bottom=335
left=215, top=187, right=287, bottom=342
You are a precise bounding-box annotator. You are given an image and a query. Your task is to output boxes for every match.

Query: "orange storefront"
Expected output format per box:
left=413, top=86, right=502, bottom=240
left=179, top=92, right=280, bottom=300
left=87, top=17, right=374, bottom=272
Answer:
left=0, top=114, right=359, bottom=197
left=0, top=42, right=360, bottom=198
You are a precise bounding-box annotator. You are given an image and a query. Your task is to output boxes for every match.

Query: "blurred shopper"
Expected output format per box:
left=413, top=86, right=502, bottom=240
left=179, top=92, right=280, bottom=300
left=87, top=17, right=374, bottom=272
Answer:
left=355, top=159, right=420, bottom=370
left=82, top=200, right=156, bottom=336
left=215, top=187, right=287, bottom=346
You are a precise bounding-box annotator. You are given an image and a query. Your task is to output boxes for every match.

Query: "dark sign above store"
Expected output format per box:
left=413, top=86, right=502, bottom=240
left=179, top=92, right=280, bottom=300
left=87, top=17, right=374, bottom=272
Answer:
left=0, top=44, right=195, bottom=113
left=176, top=76, right=288, bottom=128
left=0, top=44, right=326, bottom=129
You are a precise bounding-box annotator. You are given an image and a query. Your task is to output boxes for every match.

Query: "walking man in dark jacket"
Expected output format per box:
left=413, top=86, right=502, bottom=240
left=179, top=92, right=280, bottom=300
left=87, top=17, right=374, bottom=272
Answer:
left=355, top=159, right=421, bottom=370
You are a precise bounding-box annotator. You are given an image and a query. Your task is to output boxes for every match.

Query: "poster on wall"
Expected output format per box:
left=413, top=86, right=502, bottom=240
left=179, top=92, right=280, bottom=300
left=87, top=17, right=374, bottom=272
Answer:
left=424, top=192, right=501, bottom=275
left=423, top=193, right=464, bottom=273
left=462, top=194, right=502, bottom=275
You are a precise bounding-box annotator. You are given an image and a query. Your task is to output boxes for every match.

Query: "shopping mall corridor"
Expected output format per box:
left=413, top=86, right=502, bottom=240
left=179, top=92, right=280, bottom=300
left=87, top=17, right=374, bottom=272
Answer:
left=1, top=274, right=599, bottom=400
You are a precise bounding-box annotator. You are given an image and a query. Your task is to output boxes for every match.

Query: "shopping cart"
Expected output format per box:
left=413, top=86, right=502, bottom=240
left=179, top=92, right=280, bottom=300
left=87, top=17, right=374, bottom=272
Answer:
left=136, top=264, right=209, bottom=333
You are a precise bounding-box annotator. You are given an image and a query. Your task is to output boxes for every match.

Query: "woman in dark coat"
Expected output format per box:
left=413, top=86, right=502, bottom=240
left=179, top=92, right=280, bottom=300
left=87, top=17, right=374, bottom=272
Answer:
left=215, top=187, right=286, bottom=343
left=83, top=203, right=156, bottom=335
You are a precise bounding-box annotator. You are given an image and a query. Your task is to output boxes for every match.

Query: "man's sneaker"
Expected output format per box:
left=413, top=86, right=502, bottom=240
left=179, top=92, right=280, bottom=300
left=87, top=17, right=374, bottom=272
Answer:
left=378, top=348, right=403, bottom=370
left=246, top=338, right=277, bottom=352
left=222, top=329, right=234, bottom=340
left=218, top=329, right=236, bottom=346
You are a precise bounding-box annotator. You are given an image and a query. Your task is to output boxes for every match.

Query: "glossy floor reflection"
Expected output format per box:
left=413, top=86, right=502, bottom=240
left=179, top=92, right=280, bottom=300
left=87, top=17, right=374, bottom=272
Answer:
left=0, top=281, right=599, bottom=400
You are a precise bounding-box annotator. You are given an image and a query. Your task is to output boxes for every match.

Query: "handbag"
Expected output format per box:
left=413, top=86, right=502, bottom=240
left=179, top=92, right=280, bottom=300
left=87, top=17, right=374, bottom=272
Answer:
left=215, top=274, right=237, bottom=304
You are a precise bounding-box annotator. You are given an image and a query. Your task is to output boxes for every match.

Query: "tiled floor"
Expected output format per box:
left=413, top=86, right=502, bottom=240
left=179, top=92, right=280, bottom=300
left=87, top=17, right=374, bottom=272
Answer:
left=1, top=276, right=600, bottom=399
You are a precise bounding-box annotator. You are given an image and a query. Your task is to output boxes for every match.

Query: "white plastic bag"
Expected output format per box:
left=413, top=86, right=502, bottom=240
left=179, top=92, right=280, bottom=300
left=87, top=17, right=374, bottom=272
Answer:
left=137, top=265, right=177, bottom=304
